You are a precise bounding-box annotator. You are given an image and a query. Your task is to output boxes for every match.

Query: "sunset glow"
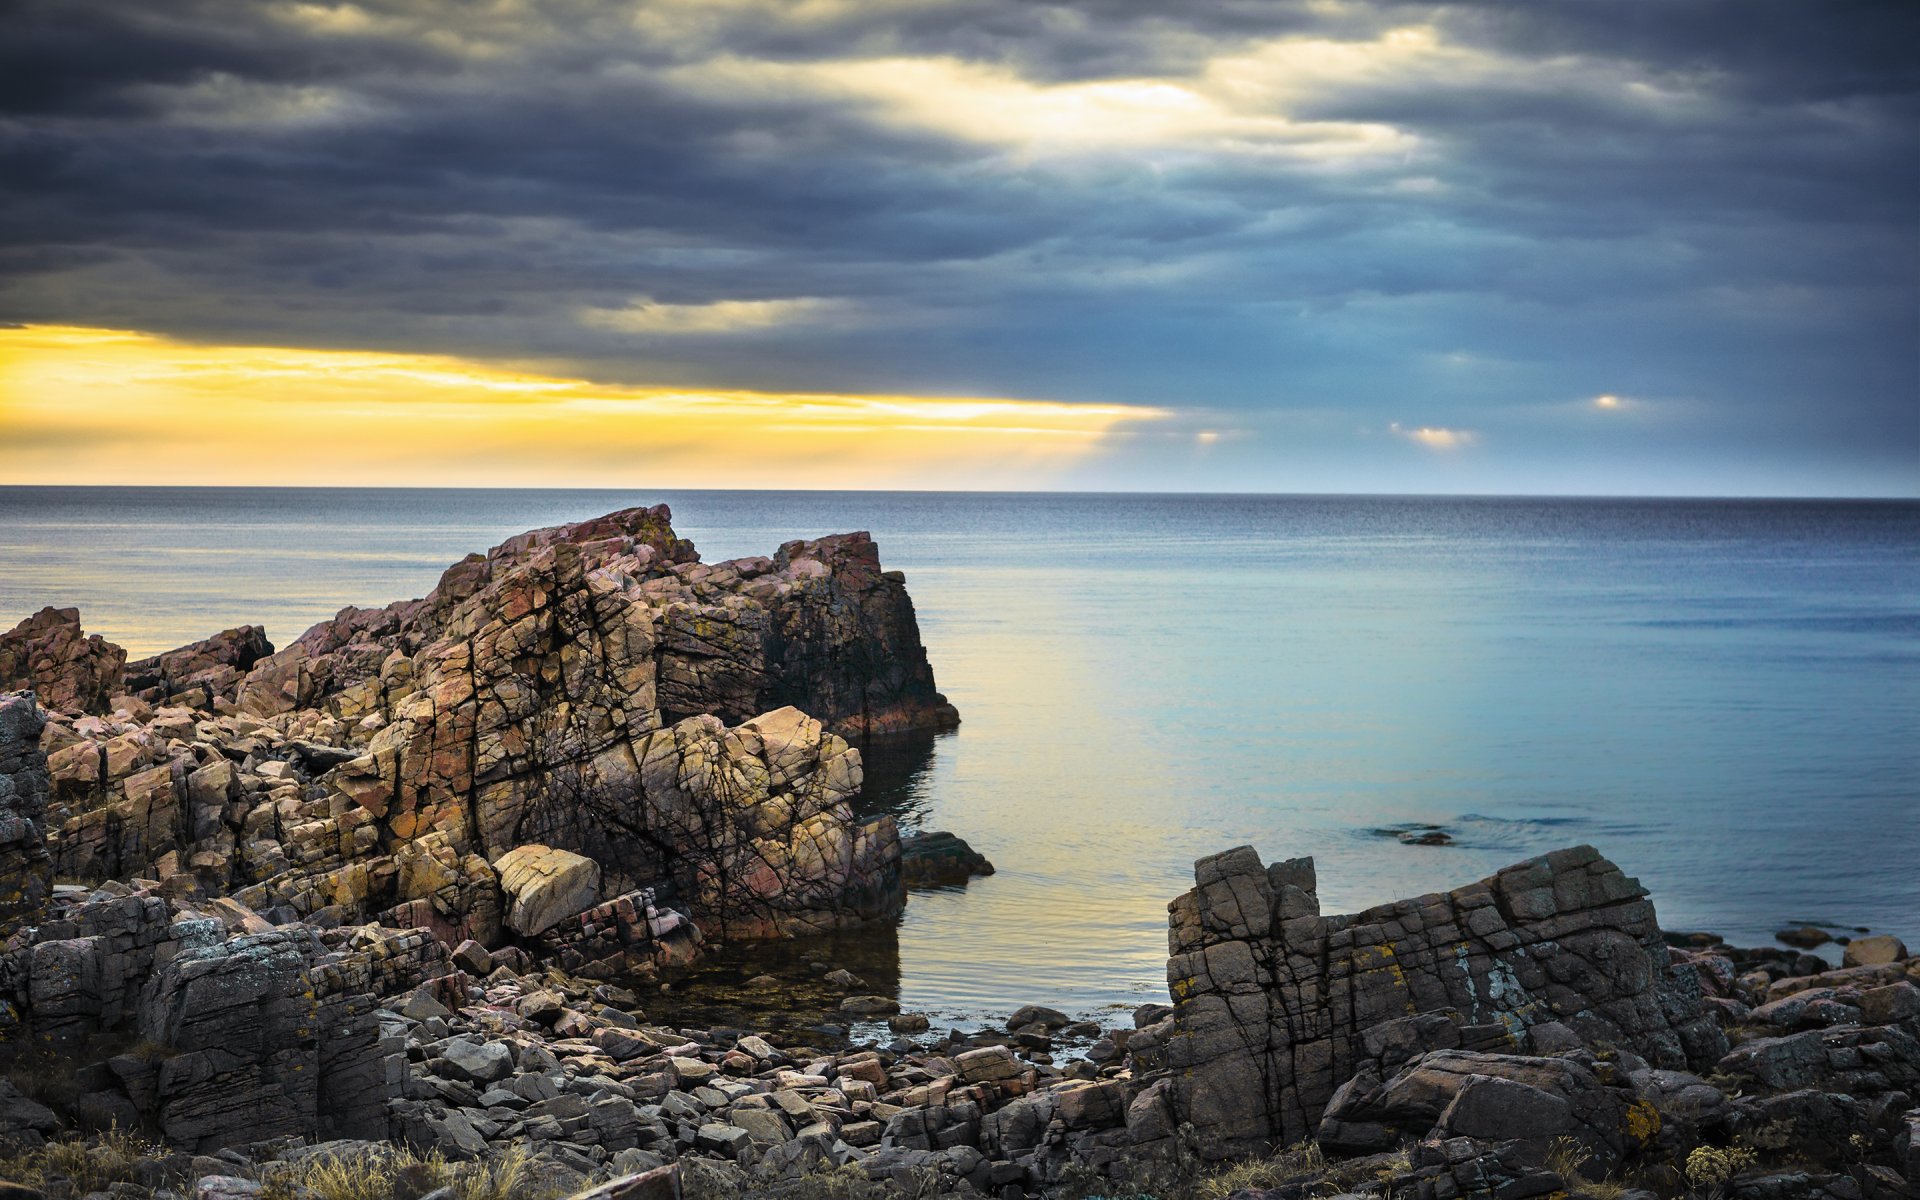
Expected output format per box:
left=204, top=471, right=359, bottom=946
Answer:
left=0, top=326, right=1168, bottom=488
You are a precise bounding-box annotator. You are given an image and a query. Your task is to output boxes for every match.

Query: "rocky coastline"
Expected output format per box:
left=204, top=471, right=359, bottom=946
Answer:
left=1, top=507, right=1914, bottom=1200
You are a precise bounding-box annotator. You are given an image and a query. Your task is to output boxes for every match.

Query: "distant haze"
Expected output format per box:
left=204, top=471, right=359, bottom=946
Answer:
left=0, top=2, right=1914, bottom=496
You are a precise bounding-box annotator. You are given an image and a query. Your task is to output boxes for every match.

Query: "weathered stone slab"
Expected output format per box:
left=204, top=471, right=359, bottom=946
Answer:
left=1143, top=844, right=1729, bottom=1157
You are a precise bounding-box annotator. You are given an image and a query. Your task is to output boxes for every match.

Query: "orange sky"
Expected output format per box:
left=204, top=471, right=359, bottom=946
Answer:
left=0, top=325, right=1170, bottom=488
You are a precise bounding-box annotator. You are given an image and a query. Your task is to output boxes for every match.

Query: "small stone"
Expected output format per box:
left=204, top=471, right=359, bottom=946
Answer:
left=399, top=986, right=452, bottom=1021
left=839, top=995, right=900, bottom=1016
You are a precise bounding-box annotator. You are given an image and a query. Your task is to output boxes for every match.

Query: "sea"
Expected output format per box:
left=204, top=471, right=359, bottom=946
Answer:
left=2, top=487, right=1916, bottom=1028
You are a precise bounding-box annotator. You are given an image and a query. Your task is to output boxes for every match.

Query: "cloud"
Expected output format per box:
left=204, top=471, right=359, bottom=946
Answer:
left=0, top=0, right=1912, bottom=493
left=580, top=296, right=855, bottom=335
left=1391, top=422, right=1477, bottom=450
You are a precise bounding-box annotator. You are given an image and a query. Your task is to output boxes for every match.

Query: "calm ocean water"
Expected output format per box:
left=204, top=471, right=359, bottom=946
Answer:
left=2, top=487, right=1916, bottom=1025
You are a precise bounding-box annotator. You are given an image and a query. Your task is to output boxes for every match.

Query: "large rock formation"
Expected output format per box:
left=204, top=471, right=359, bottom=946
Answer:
left=231, top=506, right=956, bottom=739
left=0, top=608, right=126, bottom=715
left=14, top=506, right=946, bottom=948
left=1142, top=844, right=1729, bottom=1158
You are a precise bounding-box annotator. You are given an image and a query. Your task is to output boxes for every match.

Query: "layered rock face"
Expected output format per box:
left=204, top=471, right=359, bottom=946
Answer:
left=0, top=607, right=127, bottom=716
left=0, top=694, right=52, bottom=928
left=231, top=506, right=956, bottom=740
left=14, top=505, right=947, bottom=949
left=0, top=882, right=455, bottom=1150
left=1144, top=843, right=1729, bottom=1157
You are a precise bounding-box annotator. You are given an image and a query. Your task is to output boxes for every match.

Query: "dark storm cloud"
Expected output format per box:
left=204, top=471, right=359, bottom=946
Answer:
left=0, top=0, right=1913, bottom=493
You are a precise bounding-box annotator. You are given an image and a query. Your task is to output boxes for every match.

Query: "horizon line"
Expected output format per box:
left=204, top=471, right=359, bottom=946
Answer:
left=1, top=483, right=1915, bottom=503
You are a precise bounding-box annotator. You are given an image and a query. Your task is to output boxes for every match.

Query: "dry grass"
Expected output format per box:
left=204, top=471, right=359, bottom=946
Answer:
left=260, top=1142, right=569, bottom=1200
left=1542, top=1136, right=1634, bottom=1200
left=1189, top=1141, right=1327, bottom=1200
left=453, top=1144, right=566, bottom=1200
left=0, top=1127, right=166, bottom=1193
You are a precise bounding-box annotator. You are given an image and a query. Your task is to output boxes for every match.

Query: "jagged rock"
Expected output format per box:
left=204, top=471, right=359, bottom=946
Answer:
left=494, top=846, right=601, bottom=937
left=1144, top=844, right=1729, bottom=1158
left=900, top=831, right=995, bottom=888
left=1387, top=1137, right=1570, bottom=1200
left=0, top=1078, right=59, bottom=1145
left=233, top=506, right=955, bottom=738
left=0, top=693, right=53, bottom=930
left=537, top=888, right=700, bottom=979
left=126, top=627, right=273, bottom=707
left=1, top=883, right=452, bottom=1150
left=0, top=608, right=125, bottom=715
left=13, top=507, right=955, bottom=954
left=1717, top=1024, right=1920, bottom=1094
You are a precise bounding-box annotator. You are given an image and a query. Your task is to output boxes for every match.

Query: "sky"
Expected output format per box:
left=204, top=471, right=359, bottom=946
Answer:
left=1, top=0, right=1915, bottom=495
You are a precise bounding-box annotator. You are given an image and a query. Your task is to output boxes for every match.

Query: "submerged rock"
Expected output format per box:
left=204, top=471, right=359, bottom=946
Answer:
left=900, top=831, right=995, bottom=888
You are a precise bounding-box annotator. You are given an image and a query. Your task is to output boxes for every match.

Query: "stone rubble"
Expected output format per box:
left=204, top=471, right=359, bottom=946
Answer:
left=1, top=509, right=1914, bottom=1199
left=0, top=838, right=1910, bottom=1199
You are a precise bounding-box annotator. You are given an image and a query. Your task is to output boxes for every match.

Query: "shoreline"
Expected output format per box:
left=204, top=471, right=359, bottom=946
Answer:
left=2, top=503, right=1915, bottom=1199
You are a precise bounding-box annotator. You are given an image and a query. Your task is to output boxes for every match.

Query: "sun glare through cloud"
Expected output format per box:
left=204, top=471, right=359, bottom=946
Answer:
left=0, top=326, right=1167, bottom=487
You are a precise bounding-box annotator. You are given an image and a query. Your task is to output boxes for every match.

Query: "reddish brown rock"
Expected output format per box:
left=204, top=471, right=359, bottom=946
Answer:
left=0, top=607, right=126, bottom=715
left=126, top=625, right=274, bottom=707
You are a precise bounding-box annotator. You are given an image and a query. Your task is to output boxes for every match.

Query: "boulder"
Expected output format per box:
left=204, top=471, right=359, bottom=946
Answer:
left=494, top=846, right=601, bottom=937
left=1319, top=1049, right=1661, bottom=1171
left=1143, top=844, right=1728, bottom=1157
left=437, top=1038, right=513, bottom=1085
left=900, top=831, right=995, bottom=888
left=1844, top=934, right=1909, bottom=968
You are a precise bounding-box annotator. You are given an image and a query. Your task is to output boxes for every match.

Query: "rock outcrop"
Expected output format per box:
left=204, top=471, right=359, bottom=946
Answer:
left=0, top=608, right=126, bottom=716
left=0, top=882, right=453, bottom=1149
left=125, top=625, right=273, bottom=708
left=0, top=694, right=52, bottom=930
left=12, top=506, right=951, bottom=948
left=230, top=506, right=956, bottom=739
left=1142, top=844, right=1728, bottom=1157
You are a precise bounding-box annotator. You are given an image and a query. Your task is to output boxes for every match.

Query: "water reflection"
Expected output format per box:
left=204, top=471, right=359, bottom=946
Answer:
left=853, top=731, right=944, bottom=830
left=645, top=916, right=907, bottom=1034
